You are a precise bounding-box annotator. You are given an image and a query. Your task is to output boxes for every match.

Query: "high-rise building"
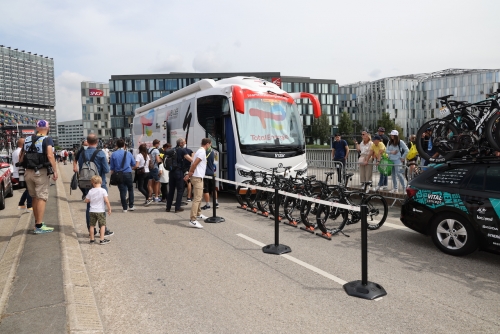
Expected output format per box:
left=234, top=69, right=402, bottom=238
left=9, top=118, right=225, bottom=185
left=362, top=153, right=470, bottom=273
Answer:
left=80, top=81, right=111, bottom=140
left=0, top=45, right=56, bottom=130
left=57, top=119, right=83, bottom=149
left=108, top=72, right=338, bottom=144
left=340, top=69, right=500, bottom=137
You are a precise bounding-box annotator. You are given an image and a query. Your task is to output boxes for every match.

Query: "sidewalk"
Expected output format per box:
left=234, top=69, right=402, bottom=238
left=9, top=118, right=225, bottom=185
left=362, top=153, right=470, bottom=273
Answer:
left=0, top=167, right=103, bottom=333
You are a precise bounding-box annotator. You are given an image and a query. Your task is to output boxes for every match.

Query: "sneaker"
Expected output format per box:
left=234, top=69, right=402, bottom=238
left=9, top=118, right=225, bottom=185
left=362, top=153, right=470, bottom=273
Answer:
left=129, top=206, right=135, bottom=211
left=145, top=199, right=153, bottom=206
left=389, top=189, right=399, bottom=193
left=175, top=208, right=185, bottom=213
left=34, top=226, right=53, bottom=234
left=216, top=202, right=219, bottom=208
left=104, top=230, right=114, bottom=237
left=197, top=214, right=209, bottom=220
left=41, top=223, right=54, bottom=231
left=99, top=239, right=111, bottom=245
left=189, top=220, right=203, bottom=229
left=374, top=186, right=380, bottom=191
left=18, top=205, right=26, bottom=210
left=27, top=207, right=33, bottom=211
left=123, top=209, right=128, bottom=213
left=90, top=240, right=95, bottom=244
left=382, top=186, right=389, bottom=190
left=201, top=204, right=211, bottom=210
left=154, top=198, right=161, bottom=202
left=186, top=198, right=192, bottom=202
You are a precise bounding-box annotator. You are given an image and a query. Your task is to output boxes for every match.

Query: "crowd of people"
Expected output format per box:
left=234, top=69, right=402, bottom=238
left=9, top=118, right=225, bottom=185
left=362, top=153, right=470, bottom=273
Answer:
left=10, top=121, right=218, bottom=245
left=332, top=127, right=428, bottom=193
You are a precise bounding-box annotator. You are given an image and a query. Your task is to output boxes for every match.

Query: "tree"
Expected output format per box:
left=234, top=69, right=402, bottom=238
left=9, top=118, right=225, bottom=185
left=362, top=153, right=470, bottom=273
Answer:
left=310, top=114, right=331, bottom=145
left=377, top=112, right=405, bottom=141
left=338, top=112, right=353, bottom=136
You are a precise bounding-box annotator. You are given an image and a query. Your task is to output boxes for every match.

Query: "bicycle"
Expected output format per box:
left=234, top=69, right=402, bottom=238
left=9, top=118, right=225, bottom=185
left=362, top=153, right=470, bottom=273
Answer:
left=315, top=175, right=388, bottom=239
left=416, top=90, right=500, bottom=163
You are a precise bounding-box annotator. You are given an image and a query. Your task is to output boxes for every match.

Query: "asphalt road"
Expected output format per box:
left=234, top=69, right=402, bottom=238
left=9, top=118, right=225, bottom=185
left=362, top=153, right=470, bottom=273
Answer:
left=60, top=164, right=500, bottom=334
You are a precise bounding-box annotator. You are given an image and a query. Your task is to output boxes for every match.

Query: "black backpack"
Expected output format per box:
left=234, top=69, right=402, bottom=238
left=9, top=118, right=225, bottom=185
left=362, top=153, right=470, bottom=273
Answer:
left=163, top=148, right=178, bottom=172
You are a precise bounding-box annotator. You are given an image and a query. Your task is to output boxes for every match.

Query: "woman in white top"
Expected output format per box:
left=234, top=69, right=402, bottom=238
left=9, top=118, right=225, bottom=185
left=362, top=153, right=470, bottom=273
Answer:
left=356, top=131, right=373, bottom=186
left=134, top=144, right=150, bottom=203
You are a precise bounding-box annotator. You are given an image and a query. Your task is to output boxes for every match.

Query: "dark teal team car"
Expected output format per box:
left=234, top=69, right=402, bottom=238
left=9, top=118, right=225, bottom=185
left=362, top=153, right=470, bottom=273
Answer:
left=401, top=158, right=500, bottom=256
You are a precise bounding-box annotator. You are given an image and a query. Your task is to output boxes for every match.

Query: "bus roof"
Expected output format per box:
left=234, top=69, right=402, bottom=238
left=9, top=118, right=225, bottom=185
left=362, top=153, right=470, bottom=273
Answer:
left=134, top=76, right=282, bottom=115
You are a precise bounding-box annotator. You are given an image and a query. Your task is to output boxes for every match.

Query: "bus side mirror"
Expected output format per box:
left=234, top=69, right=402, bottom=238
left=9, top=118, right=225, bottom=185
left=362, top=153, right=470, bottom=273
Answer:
left=300, top=92, right=321, bottom=118
left=232, top=85, right=245, bottom=114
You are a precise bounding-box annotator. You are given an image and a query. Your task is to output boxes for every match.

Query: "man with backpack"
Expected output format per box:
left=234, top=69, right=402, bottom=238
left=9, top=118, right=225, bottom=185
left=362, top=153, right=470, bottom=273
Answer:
left=19, top=120, right=58, bottom=234
left=146, top=139, right=163, bottom=205
left=110, top=139, right=136, bottom=212
left=78, top=134, right=113, bottom=237
left=165, top=138, right=193, bottom=213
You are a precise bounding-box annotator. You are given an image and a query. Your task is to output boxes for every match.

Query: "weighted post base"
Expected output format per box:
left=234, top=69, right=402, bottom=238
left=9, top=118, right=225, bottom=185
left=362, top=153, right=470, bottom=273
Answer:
left=262, top=244, right=291, bottom=255
left=343, top=280, right=387, bottom=300
left=204, top=216, right=225, bottom=223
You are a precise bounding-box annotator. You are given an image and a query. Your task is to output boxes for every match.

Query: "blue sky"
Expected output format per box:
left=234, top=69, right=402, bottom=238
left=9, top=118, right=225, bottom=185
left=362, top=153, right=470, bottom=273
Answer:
left=1, top=0, right=498, bottom=122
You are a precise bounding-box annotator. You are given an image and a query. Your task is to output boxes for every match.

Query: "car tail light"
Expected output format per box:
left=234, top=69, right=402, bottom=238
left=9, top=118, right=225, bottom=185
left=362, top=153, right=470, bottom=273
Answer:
left=406, top=188, right=418, bottom=198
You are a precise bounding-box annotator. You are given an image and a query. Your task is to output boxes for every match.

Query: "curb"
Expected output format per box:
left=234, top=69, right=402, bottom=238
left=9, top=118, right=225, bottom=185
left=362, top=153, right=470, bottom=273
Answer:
left=57, top=168, right=104, bottom=333
left=0, top=210, right=31, bottom=316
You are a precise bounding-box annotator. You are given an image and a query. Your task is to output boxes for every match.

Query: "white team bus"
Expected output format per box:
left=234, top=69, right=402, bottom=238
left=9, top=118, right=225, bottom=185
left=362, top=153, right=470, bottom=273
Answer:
left=132, top=76, right=321, bottom=189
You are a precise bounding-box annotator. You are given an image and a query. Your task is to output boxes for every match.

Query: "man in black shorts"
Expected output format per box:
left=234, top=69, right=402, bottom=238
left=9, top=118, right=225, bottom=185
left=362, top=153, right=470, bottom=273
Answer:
left=201, top=145, right=218, bottom=210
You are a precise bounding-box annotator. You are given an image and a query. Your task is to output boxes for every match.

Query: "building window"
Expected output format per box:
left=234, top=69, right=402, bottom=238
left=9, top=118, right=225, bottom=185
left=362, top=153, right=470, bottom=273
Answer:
left=135, top=80, right=145, bottom=91
left=165, top=79, right=178, bottom=90
left=156, top=79, right=164, bottom=90
left=115, top=80, right=123, bottom=91
left=110, top=93, right=116, bottom=104
left=126, top=80, right=132, bottom=91
left=109, top=80, right=114, bottom=92
left=141, top=91, right=148, bottom=103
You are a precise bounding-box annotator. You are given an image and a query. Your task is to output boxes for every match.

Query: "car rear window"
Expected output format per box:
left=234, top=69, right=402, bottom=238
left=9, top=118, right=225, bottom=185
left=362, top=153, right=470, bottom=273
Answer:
left=427, top=167, right=472, bottom=187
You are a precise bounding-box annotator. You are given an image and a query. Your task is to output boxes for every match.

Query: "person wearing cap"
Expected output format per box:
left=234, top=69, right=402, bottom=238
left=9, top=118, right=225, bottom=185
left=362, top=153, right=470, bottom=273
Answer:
left=331, top=133, right=349, bottom=184
left=377, top=127, right=389, bottom=147
left=387, top=130, right=409, bottom=193
left=365, top=134, right=387, bottom=191
left=19, top=120, right=58, bottom=234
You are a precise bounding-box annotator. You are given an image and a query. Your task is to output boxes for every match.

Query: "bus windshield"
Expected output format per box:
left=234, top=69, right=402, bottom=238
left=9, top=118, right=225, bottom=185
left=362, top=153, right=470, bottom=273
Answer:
left=235, top=97, right=305, bottom=152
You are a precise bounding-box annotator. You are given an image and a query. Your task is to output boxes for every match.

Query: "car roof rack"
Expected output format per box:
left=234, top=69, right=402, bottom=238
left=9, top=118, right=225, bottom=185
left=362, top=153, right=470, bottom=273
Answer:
left=445, top=155, right=500, bottom=166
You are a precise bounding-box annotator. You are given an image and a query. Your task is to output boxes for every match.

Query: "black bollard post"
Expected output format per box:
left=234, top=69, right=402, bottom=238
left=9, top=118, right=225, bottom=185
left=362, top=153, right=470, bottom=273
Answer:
left=205, top=174, right=225, bottom=223
left=343, top=204, right=387, bottom=300
left=262, top=188, right=291, bottom=255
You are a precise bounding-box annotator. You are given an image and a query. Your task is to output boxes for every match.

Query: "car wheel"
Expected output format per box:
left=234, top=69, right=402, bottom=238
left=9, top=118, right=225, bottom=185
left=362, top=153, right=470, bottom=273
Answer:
left=0, top=185, right=5, bottom=210
left=6, top=182, right=13, bottom=198
left=431, top=213, right=477, bottom=256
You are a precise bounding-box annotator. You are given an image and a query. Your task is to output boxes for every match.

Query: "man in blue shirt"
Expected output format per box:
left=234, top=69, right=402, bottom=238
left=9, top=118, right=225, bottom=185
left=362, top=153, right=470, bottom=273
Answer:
left=110, top=139, right=136, bottom=212
left=78, top=134, right=113, bottom=236
left=331, top=133, right=349, bottom=183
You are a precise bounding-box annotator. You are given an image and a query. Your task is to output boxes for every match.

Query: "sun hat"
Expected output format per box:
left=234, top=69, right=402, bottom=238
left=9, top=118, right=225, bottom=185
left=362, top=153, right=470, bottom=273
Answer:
left=390, top=130, right=399, bottom=136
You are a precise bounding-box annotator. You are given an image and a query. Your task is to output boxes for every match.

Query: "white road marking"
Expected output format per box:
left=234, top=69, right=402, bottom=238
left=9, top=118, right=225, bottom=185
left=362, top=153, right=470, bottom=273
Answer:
left=384, top=222, right=419, bottom=233
left=236, top=233, right=383, bottom=301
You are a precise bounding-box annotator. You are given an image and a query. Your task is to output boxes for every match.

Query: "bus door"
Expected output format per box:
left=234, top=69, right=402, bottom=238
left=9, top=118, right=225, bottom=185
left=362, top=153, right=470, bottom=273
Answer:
left=206, top=114, right=234, bottom=190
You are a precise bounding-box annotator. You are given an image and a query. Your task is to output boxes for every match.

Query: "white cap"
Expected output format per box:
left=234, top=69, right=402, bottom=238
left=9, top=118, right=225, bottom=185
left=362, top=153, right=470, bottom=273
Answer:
left=390, top=130, right=399, bottom=136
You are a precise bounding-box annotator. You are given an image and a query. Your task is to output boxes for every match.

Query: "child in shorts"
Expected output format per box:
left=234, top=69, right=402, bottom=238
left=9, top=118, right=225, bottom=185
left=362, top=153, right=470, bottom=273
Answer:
left=84, top=175, right=112, bottom=245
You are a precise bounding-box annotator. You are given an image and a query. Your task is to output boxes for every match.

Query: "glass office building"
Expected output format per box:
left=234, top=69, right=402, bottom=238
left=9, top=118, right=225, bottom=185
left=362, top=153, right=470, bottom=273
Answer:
left=57, top=119, right=83, bottom=149
left=0, top=45, right=56, bottom=130
left=341, top=69, right=500, bottom=137
left=108, top=72, right=338, bottom=144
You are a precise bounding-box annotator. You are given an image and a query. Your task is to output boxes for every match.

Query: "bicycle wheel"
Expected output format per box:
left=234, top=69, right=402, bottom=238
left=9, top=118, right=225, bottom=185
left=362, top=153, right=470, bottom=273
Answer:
left=283, top=195, right=302, bottom=222
left=299, top=197, right=319, bottom=229
left=236, top=180, right=252, bottom=207
left=244, top=184, right=259, bottom=211
left=256, top=189, right=272, bottom=214
left=486, top=108, right=500, bottom=151
left=363, top=194, right=388, bottom=230
left=315, top=197, right=348, bottom=235
left=416, top=119, right=460, bottom=163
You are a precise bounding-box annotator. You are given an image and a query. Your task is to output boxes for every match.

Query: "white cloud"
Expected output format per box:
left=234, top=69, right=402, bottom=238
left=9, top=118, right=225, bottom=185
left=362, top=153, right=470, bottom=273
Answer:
left=150, top=55, right=185, bottom=73
left=192, top=51, right=231, bottom=73
left=55, top=71, right=90, bottom=122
